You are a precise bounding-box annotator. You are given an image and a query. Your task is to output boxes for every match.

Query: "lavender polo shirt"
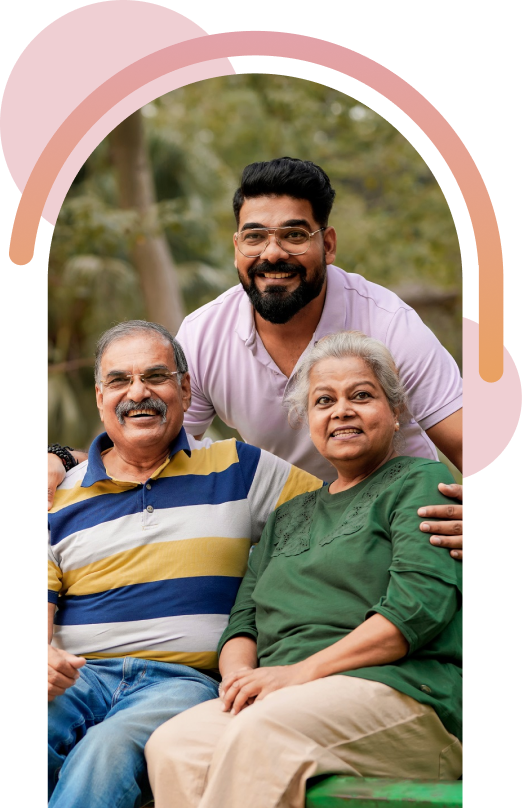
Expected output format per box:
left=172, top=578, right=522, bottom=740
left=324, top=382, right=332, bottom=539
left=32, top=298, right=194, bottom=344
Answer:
left=177, top=265, right=462, bottom=483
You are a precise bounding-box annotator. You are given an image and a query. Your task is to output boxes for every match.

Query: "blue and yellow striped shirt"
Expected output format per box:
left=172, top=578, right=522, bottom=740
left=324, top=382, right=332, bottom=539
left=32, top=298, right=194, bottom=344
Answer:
left=48, top=429, right=322, bottom=670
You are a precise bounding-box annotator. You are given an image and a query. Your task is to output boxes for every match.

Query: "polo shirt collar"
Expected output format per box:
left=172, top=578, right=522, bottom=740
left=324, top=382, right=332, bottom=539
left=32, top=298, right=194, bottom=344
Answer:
left=235, top=285, right=256, bottom=345
left=81, top=427, right=192, bottom=488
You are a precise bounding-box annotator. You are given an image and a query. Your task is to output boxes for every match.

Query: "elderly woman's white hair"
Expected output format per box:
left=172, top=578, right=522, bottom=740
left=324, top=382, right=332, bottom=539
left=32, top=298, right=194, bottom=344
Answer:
left=286, top=331, right=408, bottom=435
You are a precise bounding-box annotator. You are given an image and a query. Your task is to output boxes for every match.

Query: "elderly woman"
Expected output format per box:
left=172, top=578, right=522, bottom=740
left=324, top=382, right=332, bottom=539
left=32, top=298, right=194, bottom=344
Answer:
left=145, top=331, right=462, bottom=808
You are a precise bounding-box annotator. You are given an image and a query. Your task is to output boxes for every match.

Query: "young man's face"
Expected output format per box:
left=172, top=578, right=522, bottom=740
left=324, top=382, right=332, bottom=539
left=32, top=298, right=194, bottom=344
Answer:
left=234, top=195, right=337, bottom=324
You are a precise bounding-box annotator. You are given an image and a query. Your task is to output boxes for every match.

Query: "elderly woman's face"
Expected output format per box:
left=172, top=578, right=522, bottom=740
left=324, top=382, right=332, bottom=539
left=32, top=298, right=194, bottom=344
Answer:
left=307, top=357, right=398, bottom=470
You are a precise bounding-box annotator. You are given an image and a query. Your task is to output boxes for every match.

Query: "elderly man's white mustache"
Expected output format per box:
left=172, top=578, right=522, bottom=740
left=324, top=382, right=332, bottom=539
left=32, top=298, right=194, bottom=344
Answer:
left=115, top=397, right=168, bottom=425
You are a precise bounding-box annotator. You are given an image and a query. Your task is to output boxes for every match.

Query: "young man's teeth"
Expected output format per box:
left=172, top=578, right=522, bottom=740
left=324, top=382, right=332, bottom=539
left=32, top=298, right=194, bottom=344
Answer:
left=262, top=272, right=293, bottom=279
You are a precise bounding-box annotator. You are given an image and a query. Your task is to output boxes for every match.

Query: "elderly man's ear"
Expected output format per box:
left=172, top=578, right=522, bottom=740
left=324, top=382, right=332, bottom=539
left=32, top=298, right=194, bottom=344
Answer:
left=95, top=385, right=104, bottom=423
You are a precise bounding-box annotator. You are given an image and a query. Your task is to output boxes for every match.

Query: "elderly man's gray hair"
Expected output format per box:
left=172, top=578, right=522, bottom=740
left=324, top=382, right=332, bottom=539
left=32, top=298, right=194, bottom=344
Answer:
left=286, top=331, right=408, bottom=427
left=94, top=320, right=188, bottom=383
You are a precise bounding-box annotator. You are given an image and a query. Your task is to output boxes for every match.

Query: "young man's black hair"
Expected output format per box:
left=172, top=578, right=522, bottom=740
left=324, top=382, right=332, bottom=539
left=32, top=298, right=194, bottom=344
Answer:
left=233, top=157, right=336, bottom=227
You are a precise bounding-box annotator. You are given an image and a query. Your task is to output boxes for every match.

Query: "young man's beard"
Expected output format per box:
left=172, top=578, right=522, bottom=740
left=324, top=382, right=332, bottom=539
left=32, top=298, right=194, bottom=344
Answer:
left=239, top=259, right=327, bottom=325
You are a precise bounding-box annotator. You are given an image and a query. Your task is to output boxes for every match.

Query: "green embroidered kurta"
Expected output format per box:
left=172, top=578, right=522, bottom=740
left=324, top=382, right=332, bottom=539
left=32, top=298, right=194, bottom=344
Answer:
left=218, top=457, right=462, bottom=740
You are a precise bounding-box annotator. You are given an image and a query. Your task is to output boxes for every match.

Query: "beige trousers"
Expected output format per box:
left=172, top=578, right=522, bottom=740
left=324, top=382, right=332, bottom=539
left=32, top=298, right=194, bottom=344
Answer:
left=145, top=676, right=462, bottom=808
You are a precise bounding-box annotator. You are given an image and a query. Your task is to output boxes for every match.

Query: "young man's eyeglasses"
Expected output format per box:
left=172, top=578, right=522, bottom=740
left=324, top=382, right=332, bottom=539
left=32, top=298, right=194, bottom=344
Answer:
left=235, top=226, right=326, bottom=257
left=100, top=370, right=183, bottom=392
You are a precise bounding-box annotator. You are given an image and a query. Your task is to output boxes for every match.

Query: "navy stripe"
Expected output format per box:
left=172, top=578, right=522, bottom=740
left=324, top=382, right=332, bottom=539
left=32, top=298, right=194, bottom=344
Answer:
left=49, top=488, right=143, bottom=546
left=48, top=590, right=59, bottom=605
left=235, top=442, right=261, bottom=493
left=54, top=576, right=242, bottom=626
left=151, top=464, right=249, bottom=509
left=49, top=463, right=251, bottom=546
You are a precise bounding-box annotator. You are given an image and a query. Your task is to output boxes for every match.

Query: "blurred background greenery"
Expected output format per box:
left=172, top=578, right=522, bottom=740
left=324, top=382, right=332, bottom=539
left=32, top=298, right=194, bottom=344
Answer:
left=48, top=73, right=462, bottom=470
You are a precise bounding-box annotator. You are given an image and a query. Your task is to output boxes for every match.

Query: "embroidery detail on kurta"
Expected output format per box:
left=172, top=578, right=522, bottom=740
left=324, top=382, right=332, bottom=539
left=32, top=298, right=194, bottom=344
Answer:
left=272, top=491, right=317, bottom=557
left=319, top=458, right=416, bottom=546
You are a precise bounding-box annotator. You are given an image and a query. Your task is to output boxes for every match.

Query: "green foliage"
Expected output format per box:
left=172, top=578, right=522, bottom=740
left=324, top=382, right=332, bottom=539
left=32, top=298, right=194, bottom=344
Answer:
left=49, top=74, right=461, bottom=447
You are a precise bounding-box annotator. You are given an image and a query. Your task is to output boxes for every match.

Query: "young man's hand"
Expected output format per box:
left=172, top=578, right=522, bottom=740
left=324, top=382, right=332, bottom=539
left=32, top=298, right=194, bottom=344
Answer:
left=48, top=454, right=66, bottom=511
left=418, top=483, right=463, bottom=561
left=48, top=645, right=86, bottom=701
left=48, top=450, right=87, bottom=509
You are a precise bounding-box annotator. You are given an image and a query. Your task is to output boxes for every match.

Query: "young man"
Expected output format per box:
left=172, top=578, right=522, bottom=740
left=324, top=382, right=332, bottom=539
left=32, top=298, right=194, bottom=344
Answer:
left=178, top=158, right=463, bottom=555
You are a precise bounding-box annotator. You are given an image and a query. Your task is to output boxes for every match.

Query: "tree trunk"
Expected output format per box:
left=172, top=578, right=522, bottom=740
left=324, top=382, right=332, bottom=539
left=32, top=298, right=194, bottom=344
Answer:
left=109, top=110, right=185, bottom=334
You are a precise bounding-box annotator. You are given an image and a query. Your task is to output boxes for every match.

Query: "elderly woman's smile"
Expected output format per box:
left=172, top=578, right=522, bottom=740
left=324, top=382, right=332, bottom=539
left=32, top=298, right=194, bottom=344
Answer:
left=330, top=427, right=363, bottom=439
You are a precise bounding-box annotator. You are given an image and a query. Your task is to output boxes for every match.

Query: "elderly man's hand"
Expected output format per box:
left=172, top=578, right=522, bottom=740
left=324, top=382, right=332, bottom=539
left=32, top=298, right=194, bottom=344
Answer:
left=418, top=482, right=463, bottom=561
left=48, top=454, right=66, bottom=511
left=48, top=645, right=86, bottom=701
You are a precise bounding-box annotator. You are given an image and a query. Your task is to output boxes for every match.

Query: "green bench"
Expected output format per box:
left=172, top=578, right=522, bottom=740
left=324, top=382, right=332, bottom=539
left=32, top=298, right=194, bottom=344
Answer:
left=305, top=777, right=462, bottom=808
left=148, top=777, right=461, bottom=807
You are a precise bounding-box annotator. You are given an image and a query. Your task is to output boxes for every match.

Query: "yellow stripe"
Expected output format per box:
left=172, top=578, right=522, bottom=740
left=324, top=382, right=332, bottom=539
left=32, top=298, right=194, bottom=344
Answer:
left=160, top=439, right=239, bottom=479
left=48, top=559, right=62, bottom=592
left=274, top=466, right=323, bottom=510
left=62, top=536, right=251, bottom=596
left=50, top=478, right=135, bottom=512
left=83, top=650, right=218, bottom=669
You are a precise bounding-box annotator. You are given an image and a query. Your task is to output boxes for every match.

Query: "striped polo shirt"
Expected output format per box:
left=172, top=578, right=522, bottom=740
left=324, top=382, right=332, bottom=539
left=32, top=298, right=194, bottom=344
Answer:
left=48, top=428, right=322, bottom=670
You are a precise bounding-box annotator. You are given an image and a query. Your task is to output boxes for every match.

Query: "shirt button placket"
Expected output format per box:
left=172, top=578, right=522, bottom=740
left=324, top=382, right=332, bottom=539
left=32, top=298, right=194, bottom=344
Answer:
left=143, top=481, right=156, bottom=526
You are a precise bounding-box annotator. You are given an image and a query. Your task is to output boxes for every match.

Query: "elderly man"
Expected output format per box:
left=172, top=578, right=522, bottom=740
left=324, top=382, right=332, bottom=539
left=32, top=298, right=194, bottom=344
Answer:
left=48, top=157, right=463, bottom=556
left=48, top=320, right=322, bottom=808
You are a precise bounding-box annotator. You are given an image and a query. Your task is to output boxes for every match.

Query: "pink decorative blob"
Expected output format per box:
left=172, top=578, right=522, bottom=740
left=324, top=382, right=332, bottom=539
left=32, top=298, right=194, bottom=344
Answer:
left=0, top=1, right=233, bottom=223
left=463, top=318, right=521, bottom=476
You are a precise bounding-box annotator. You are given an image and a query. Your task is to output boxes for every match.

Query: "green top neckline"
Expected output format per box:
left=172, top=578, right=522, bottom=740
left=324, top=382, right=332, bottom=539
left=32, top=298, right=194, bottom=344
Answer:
left=320, top=455, right=410, bottom=502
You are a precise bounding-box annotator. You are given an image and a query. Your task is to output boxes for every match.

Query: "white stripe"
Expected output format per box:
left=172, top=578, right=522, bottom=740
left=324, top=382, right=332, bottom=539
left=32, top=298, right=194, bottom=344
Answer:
left=247, top=449, right=292, bottom=541
left=58, top=460, right=89, bottom=490
left=53, top=613, right=228, bottom=656
left=54, top=500, right=253, bottom=571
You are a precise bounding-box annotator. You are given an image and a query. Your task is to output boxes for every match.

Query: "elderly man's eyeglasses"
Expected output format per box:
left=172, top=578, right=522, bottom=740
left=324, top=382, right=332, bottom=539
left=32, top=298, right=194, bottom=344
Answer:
left=235, top=226, right=326, bottom=257
left=100, top=370, right=183, bottom=391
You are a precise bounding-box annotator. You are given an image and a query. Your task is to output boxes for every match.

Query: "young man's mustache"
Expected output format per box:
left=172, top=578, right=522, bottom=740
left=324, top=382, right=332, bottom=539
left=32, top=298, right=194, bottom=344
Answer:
left=115, top=398, right=168, bottom=425
left=248, top=261, right=305, bottom=280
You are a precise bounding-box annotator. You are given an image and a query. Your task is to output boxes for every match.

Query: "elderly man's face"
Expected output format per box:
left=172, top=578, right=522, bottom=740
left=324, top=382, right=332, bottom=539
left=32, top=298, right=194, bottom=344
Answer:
left=233, top=195, right=337, bottom=324
left=95, top=334, right=190, bottom=454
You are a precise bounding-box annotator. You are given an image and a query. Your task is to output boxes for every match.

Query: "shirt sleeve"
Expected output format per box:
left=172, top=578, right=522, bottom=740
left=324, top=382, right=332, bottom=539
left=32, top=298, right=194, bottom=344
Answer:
left=176, top=318, right=216, bottom=436
left=217, top=539, right=264, bottom=654
left=366, top=461, right=462, bottom=653
left=236, top=442, right=323, bottom=543
left=385, top=306, right=462, bottom=430
left=48, top=537, right=62, bottom=605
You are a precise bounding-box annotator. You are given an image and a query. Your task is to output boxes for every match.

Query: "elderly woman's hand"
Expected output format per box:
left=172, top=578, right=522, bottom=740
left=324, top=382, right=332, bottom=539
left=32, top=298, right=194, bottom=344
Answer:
left=220, top=663, right=310, bottom=715
left=418, top=482, right=462, bottom=561
left=219, top=666, right=255, bottom=700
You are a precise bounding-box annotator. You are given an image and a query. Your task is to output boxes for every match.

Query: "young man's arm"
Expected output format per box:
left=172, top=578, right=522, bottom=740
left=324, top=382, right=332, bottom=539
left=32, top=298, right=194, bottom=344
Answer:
left=426, top=409, right=462, bottom=472
left=422, top=409, right=463, bottom=560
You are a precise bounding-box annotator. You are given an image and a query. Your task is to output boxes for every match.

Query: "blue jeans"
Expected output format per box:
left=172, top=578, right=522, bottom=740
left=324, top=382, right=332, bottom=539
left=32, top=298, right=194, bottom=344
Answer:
left=48, top=657, right=219, bottom=808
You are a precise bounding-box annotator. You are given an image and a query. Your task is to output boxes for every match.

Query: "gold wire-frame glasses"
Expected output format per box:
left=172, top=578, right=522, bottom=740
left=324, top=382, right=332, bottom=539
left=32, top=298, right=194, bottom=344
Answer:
left=235, top=226, right=326, bottom=257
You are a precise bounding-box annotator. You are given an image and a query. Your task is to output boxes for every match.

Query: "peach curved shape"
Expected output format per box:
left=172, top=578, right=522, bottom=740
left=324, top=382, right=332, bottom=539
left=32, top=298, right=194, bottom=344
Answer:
left=9, top=31, right=503, bottom=382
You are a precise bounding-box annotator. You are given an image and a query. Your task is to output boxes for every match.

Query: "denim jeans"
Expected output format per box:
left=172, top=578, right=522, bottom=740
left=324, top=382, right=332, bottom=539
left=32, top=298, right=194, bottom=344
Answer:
left=48, top=657, right=219, bottom=808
